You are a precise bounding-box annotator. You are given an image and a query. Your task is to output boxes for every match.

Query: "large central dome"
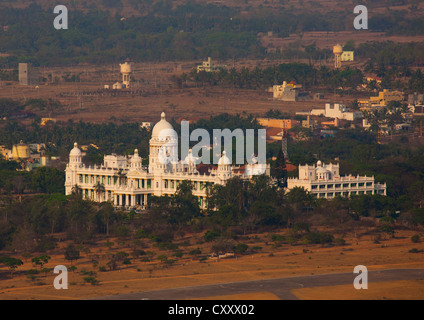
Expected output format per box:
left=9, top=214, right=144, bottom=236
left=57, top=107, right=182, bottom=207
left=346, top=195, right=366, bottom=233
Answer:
left=151, top=112, right=174, bottom=140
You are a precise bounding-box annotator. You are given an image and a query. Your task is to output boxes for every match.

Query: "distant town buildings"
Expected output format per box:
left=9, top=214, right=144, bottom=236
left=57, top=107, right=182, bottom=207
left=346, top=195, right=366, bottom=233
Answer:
left=0, top=141, right=49, bottom=171
left=196, top=57, right=225, bottom=73
left=258, top=118, right=299, bottom=144
left=408, top=105, right=424, bottom=116
left=287, top=160, right=387, bottom=199
left=332, top=44, right=354, bottom=69
left=272, top=81, right=303, bottom=101
left=40, top=118, right=57, bottom=126
left=105, top=62, right=132, bottom=90
left=19, top=63, right=39, bottom=86
left=140, top=122, right=153, bottom=131
left=408, top=93, right=424, bottom=106
left=257, top=118, right=299, bottom=130
left=359, top=89, right=405, bottom=110
left=297, top=103, right=363, bottom=121
left=341, top=51, right=354, bottom=62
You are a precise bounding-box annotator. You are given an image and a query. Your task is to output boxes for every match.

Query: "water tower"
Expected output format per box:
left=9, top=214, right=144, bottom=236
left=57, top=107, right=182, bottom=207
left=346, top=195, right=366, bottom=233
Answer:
left=119, top=62, right=132, bottom=88
left=333, top=44, right=343, bottom=69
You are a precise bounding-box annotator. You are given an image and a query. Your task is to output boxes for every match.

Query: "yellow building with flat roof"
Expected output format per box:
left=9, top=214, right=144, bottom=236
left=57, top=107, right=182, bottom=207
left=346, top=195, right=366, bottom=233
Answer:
left=360, top=89, right=405, bottom=110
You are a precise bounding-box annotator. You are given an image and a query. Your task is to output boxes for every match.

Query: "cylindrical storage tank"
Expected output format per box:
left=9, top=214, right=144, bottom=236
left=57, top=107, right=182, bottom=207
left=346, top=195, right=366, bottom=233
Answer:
left=120, top=62, right=131, bottom=74
left=333, top=44, right=343, bottom=55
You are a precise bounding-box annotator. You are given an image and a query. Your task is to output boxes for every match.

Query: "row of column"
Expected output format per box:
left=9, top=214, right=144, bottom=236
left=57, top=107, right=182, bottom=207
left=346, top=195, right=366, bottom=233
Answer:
left=81, top=189, right=149, bottom=207
left=113, top=193, right=149, bottom=207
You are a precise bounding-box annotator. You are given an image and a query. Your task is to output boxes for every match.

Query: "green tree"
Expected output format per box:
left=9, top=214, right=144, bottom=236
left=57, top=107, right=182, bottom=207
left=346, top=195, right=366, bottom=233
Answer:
left=64, top=244, right=80, bottom=266
left=31, top=255, right=50, bottom=270
left=93, top=181, right=105, bottom=202
left=0, top=256, right=24, bottom=276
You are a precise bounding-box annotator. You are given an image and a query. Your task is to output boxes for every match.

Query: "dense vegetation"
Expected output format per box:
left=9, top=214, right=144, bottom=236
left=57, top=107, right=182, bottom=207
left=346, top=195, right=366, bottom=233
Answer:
left=179, top=63, right=365, bottom=91
left=1, top=1, right=424, bottom=66
left=0, top=113, right=423, bottom=256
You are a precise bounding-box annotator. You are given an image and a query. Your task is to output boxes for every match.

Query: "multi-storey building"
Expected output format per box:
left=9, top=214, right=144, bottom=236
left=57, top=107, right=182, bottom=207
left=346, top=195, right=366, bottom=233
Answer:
left=287, top=160, right=386, bottom=199
left=65, top=112, right=269, bottom=209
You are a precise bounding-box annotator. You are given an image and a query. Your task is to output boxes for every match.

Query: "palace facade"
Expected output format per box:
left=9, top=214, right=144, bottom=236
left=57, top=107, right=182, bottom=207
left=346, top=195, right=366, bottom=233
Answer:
left=287, top=160, right=386, bottom=199
left=65, top=112, right=269, bottom=209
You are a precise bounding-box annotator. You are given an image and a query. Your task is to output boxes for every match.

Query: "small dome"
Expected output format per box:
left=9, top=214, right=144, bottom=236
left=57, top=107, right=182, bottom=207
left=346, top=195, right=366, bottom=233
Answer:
left=218, top=151, right=231, bottom=165
left=70, top=142, right=82, bottom=157
left=184, top=149, right=198, bottom=165
left=151, top=112, right=175, bottom=139
left=130, top=149, right=142, bottom=163
left=317, top=160, right=322, bottom=167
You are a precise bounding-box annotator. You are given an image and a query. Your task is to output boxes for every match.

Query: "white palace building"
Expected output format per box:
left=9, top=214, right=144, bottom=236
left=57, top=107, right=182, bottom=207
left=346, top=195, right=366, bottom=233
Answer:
left=287, top=160, right=386, bottom=199
left=65, top=112, right=269, bottom=209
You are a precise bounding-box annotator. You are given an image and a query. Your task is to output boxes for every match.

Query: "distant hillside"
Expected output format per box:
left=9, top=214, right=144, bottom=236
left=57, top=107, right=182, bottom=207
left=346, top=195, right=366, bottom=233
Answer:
left=0, top=0, right=424, bottom=66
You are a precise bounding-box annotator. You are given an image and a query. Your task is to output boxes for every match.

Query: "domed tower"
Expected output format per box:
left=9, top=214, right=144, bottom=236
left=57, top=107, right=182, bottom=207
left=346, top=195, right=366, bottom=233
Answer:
left=217, top=151, right=231, bottom=178
left=149, top=112, right=178, bottom=172
left=183, top=149, right=198, bottom=173
left=129, top=148, right=142, bottom=170
left=333, top=44, right=343, bottom=69
left=65, top=142, right=83, bottom=195
left=69, top=142, right=82, bottom=168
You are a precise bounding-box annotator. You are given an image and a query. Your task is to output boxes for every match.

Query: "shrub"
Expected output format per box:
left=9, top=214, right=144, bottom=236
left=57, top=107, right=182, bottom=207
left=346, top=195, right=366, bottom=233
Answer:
left=235, top=243, right=248, bottom=254
left=26, top=269, right=40, bottom=275
left=173, top=251, right=184, bottom=258
left=203, top=230, right=221, bottom=242
left=302, top=231, right=334, bottom=245
left=270, top=234, right=286, bottom=242
left=411, top=235, right=420, bottom=243
left=189, top=248, right=202, bottom=255
left=334, top=238, right=346, bottom=246
left=156, top=242, right=178, bottom=251
left=83, top=276, right=99, bottom=285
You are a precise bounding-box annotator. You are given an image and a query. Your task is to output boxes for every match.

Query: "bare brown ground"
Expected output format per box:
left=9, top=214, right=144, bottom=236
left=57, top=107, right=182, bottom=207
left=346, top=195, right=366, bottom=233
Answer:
left=292, top=280, right=424, bottom=300
left=1, top=229, right=424, bottom=300
left=0, top=61, right=356, bottom=125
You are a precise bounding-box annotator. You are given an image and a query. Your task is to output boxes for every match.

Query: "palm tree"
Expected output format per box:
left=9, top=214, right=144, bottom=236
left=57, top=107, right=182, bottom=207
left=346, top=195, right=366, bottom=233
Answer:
left=93, top=181, right=105, bottom=202
left=71, top=184, right=82, bottom=196
left=114, top=168, right=126, bottom=187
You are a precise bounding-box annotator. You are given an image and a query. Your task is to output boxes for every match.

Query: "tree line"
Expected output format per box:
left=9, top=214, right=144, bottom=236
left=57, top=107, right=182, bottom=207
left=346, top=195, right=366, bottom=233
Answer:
left=177, top=63, right=365, bottom=91
left=1, top=2, right=424, bottom=66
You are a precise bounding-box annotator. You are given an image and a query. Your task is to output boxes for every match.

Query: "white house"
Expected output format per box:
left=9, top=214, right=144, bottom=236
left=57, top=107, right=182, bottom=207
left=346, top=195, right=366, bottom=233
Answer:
left=298, top=103, right=363, bottom=121
left=287, top=160, right=386, bottom=199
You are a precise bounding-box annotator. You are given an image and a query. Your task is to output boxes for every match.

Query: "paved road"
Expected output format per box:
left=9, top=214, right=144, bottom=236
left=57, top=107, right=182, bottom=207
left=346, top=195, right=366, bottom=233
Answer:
left=93, top=268, right=424, bottom=300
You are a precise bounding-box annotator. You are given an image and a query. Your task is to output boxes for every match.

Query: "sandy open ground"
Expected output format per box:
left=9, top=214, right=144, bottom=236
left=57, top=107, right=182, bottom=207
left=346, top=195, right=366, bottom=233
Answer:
left=1, top=229, right=424, bottom=300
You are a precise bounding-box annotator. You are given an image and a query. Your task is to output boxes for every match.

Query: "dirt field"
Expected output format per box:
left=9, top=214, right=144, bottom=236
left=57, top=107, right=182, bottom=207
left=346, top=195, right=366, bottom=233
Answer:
left=292, top=279, right=424, bottom=300
left=1, top=229, right=423, bottom=300
left=0, top=58, right=361, bottom=124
